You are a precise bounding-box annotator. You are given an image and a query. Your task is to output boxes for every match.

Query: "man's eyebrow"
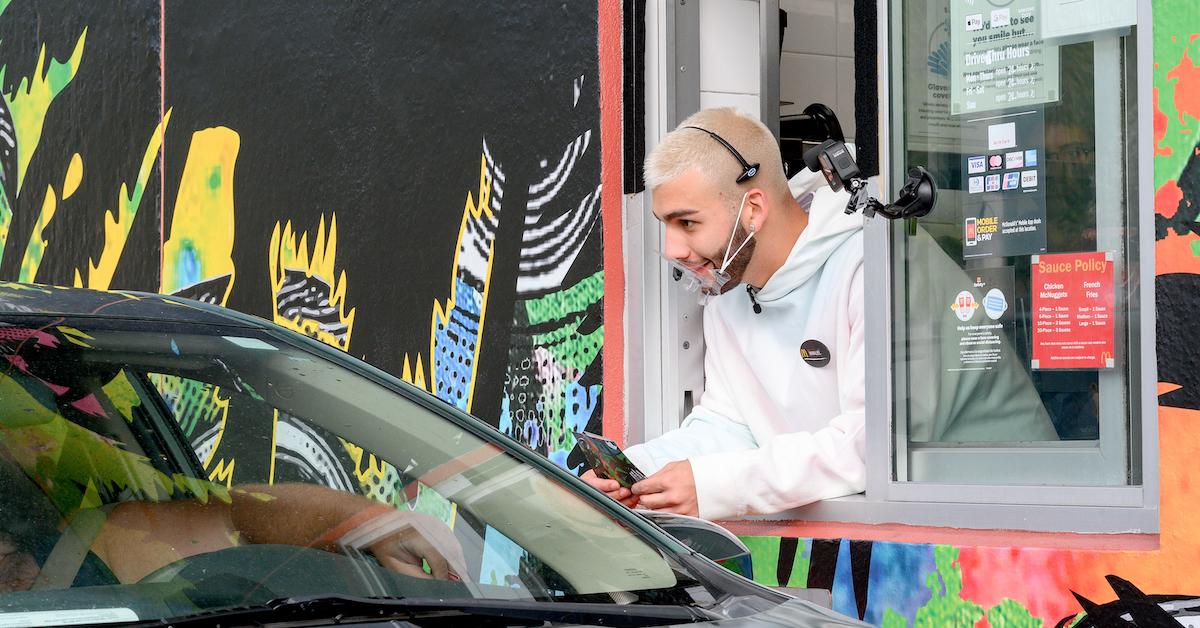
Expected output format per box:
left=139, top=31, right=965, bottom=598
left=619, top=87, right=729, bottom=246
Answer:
left=660, top=208, right=699, bottom=222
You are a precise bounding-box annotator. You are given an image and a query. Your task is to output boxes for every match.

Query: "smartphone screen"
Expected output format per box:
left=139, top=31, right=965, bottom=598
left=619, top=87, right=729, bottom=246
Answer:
left=574, top=431, right=646, bottom=489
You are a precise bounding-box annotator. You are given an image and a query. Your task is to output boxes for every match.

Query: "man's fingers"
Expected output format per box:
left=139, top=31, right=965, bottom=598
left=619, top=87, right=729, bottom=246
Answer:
left=619, top=495, right=640, bottom=508
left=582, top=469, right=631, bottom=498
left=631, top=476, right=665, bottom=496
left=636, top=491, right=675, bottom=510
left=588, top=477, right=622, bottom=493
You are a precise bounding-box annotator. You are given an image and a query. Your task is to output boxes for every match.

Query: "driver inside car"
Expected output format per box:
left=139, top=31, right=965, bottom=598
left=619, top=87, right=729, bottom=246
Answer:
left=0, top=332, right=467, bottom=592
left=0, top=442, right=468, bottom=591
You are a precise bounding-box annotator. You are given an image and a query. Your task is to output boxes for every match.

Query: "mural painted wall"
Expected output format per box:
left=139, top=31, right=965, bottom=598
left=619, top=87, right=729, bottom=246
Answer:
left=0, top=1, right=621, bottom=499
left=733, top=3, right=1200, bottom=626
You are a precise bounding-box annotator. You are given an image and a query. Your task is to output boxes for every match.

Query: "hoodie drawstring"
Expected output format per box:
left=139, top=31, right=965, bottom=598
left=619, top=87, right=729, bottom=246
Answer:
left=746, top=284, right=762, bottom=314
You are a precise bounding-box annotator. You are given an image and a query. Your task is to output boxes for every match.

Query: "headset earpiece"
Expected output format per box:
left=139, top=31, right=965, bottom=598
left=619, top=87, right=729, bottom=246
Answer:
left=685, top=126, right=761, bottom=185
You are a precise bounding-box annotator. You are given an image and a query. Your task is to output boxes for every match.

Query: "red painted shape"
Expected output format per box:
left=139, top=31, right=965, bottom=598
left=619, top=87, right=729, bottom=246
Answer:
left=1155, top=87, right=1173, bottom=156
left=598, top=0, right=625, bottom=446
left=958, top=545, right=1082, bottom=626
left=1167, top=46, right=1200, bottom=125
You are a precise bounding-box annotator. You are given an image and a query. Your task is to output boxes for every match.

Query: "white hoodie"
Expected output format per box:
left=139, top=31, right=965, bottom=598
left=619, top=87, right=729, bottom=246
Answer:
left=625, top=173, right=867, bottom=520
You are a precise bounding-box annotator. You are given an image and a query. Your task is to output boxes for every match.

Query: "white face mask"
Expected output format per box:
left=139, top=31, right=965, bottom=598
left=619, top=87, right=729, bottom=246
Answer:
left=665, top=192, right=755, bottom=305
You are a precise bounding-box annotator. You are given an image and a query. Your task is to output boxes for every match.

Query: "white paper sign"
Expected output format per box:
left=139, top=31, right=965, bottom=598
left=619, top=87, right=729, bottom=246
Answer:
left=0, top=609, right=139, bottom=628
left=988, top=122, right=1017, bottom=150
left=1040, top=0, right=1137, bottom=39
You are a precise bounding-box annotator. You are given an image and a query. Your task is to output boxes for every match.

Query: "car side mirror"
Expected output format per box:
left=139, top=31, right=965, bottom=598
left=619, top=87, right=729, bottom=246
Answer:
left=637, top=511, right=750, bottom=563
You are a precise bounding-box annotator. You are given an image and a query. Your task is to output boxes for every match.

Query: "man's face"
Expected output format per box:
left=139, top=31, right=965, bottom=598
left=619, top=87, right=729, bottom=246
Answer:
left=652, top=169, right=756, bottom=294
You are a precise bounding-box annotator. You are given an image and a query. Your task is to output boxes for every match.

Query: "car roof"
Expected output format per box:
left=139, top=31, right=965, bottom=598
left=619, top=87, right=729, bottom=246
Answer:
left=0, top=282, right=263, bottom=328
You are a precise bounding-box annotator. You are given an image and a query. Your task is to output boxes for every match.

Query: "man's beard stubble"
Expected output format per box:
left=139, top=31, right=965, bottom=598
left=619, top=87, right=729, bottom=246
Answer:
left=711, top=223, right=756, bottom=294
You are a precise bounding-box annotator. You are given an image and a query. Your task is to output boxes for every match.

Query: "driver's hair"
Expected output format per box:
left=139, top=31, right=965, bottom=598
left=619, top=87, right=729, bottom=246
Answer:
left=644, top=107, right=791, bottom=206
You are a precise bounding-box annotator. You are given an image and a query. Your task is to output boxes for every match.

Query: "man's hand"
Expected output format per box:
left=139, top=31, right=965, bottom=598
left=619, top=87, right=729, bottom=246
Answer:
left=580, top=469, right=639, bottom=508
left=367, top=512, right=469, bottom=581
left=0, top=534, right=37, bottom=592
left=631, top=460, right=698, bottom=517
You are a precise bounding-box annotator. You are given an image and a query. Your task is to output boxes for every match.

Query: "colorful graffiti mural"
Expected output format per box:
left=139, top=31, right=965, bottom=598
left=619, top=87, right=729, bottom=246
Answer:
left=734, top=3, right=1200, bottom=626
left=0, top=0, right=614, bottom=504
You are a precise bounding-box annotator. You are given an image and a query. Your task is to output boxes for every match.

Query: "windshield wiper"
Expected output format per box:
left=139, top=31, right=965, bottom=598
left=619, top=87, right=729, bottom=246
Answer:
left=115, top=593, right=715, bottom=627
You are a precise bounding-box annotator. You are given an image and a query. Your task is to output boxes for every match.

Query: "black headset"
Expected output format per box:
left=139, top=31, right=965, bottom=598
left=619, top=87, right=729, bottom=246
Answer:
left=684, top=126, right=760, bottom=183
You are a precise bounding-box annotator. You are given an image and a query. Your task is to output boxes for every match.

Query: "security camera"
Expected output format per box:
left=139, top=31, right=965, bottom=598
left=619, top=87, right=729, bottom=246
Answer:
left=803, top=139, right=860, bottom=193
left=802, top=139, right=936, bottom=220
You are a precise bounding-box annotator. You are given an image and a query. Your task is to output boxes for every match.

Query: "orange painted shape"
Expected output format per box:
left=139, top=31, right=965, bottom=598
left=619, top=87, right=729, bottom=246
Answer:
left=1167, top=47, right=1200, bottom=125
left=1156, top=231, right=1200, bottom=275
left=1154, top=88, right=1173, bottom=156
left=1159, top=382, right=1183, bottom=396
left=1153, top=179, right=1200, bottom=275
left=598, top=0, right=625, bottom=446
left=1156, top=179, right=1183, bottom=217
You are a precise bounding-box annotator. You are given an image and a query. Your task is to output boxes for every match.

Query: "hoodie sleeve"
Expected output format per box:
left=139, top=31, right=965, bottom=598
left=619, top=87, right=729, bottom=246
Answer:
left=687, top=263, right=867, bottom=520
left=623, top=408, right=759, bottom=476
left=624, top=305, right=762, bottom=476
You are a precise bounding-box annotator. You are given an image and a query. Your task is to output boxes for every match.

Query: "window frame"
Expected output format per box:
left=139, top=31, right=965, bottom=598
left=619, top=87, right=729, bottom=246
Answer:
left=743, top=0, right=1157, bottom=534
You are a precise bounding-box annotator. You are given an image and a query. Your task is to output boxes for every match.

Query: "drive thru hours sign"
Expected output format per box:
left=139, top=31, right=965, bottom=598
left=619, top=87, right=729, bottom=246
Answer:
left=1031, top=251, right=1115, bottom=369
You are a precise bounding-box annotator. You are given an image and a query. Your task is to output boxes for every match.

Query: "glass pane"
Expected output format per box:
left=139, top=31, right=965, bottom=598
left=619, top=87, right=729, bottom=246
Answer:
left=891, top=0, right=1139, bottom=485
left=0, top=319, right=723, bottom=622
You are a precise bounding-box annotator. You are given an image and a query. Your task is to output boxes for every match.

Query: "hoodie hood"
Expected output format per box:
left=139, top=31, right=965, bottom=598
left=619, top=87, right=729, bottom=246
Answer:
left=756, top=183, right=864, bottom=302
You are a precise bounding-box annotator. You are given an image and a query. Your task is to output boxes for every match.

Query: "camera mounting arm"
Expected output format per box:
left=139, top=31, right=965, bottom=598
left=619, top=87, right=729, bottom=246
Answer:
left=802, top=139, right=937, bottom=220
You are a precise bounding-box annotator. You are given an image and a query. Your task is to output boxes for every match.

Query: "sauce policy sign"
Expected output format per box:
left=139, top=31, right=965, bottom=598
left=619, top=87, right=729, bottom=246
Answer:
left=1031, top=251, right=1115, bottom=369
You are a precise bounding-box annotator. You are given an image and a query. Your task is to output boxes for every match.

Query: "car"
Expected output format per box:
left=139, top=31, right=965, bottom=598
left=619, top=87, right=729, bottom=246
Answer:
left=0, top=282, right=867, bottom=627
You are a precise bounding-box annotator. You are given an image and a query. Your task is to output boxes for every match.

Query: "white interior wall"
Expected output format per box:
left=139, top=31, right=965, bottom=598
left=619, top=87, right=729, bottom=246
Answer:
left=779, top=0, right=857, bottom=140
left=698, top=0, right=763, bottom=116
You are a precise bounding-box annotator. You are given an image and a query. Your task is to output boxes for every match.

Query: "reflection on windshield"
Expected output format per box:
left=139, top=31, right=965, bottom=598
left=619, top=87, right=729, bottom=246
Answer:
left=0, top=320, right=698, bottom=623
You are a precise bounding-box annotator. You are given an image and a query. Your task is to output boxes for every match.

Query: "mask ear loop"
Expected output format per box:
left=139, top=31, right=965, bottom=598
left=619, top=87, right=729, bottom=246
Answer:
left=719, top=192, right=755, bottom=273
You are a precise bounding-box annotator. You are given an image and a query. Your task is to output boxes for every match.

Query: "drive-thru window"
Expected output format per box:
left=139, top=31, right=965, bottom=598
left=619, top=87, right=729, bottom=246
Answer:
left=628, top=0, right=1154, bottom=534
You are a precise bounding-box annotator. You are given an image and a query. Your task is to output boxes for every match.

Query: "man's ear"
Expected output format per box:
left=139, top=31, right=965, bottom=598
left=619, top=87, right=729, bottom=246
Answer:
left=745, top=188, right=769, bottom=231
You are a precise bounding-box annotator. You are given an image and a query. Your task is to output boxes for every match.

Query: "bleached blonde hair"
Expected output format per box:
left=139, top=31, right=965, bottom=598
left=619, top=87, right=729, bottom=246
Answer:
left=644, top=108, right=791, bottom=204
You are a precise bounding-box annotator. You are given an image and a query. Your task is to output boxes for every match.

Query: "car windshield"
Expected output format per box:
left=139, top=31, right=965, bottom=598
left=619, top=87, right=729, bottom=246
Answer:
left=0, top=315, right=711, bottom=625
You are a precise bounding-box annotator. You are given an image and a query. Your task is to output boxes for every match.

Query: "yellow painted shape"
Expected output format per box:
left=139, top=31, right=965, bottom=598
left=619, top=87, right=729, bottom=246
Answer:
left=56, top=325, right=93, bottom=347
left=427, top=154, right=497, bottom=412
left=401, top=353, right=428, bottom=391
left=161, top=125, right=239, bottom=303
left=62, top=153, right=83, bottom=200
left=341, top=438, right=390, bottom=485
left=3, top=28, right=86, bottom=195
left=200, top=386, right=232, bottom=470
left=207, top=458, right=236, bottom=488
left=80, top=479, right=102, bottom=510
left=81, top=110, right=171, bottom=290
left=268, top=214, right=355, bottom=350
left=18, top=184, right=56, bottom=282
left=100, top=370, right=142, bottom=421
left=269, top=408, right=278, bottom=485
